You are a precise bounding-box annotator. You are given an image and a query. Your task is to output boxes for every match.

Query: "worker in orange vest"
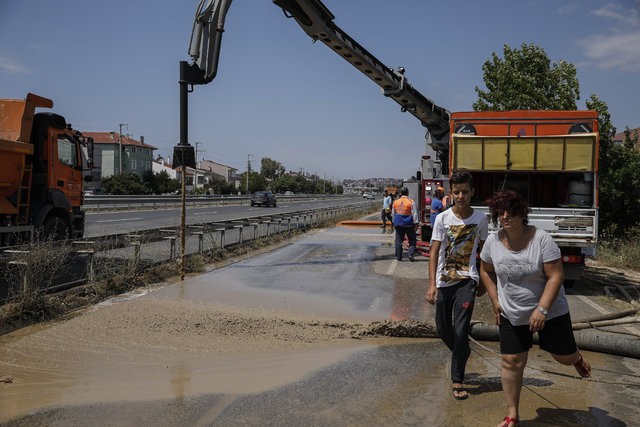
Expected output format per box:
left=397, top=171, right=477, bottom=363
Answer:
left=392, top=187, right=419, bottom=261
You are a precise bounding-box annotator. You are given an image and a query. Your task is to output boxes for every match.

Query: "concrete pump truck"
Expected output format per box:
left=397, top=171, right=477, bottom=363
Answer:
left=182, top=0, right=600, bottom=284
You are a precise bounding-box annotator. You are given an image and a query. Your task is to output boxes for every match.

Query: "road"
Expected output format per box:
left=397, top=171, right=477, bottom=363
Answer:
left=85, top=197, right=369, bottom=237
left=1, top=219, right=639, bottom=426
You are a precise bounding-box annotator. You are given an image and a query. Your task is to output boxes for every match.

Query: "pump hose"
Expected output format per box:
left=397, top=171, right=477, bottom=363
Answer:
left=470, top=320, right=640, bottom=359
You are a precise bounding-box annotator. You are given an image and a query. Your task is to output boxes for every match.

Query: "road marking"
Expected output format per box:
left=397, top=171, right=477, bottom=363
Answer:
left=96, top=217, right=143, bottom=223
left=386, top=259, right=397, bottom=275
left=192, top=211, right=218, bottom=215
left=575, top=295, right=640, bottom=335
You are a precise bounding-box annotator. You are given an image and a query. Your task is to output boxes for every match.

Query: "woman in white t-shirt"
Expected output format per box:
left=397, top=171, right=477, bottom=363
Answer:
left=479, top=190, right=591, bottom=427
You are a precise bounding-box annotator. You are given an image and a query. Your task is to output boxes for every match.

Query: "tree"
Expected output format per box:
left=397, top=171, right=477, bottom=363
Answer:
left=101, top=172, right=148, bottom=195
left=473, top=43, right=579, bottom=111
left=142, top=170, right=181, bottom=195
left=260, top=157, right=285, bottom=180
left=587, top=95, right=640, bottom=236
left=239, top=171, right=267, bottom=194
left=205, top=175, right=235, bottom=195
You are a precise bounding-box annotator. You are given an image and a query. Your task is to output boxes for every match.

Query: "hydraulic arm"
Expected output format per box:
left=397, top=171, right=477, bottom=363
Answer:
left=187, top=0, right=450, bottom=151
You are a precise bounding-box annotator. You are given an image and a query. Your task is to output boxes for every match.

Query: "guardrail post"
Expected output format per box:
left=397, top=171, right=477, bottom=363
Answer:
left=8, top=261, right=28, bottom=296
left=215, top=228, right=225, bottom=248
left=250, top=222, right=258, bottom=241
left=74, top=241, right=95, bottom=285
left=162, top=236, right=176, bottom=260
left=234, top=225, right=244, bottom=244
left=4, top=249, right=30, bottom=296
left=189, top=226, right=205, bottom=253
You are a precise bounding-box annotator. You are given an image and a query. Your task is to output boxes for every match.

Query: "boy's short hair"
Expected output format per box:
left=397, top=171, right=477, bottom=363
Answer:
left=450, top=170, right=474, bottom=188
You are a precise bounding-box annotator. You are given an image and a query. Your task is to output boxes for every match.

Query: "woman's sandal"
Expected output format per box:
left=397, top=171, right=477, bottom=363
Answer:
left=499, top=416, right=519, bottom=427
left=573, top=354, right=591, bottom=378
left=452, top=386, right=468, bottom=400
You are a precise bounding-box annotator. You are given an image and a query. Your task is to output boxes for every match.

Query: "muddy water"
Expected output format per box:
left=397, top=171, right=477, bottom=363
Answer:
left=0, top=293, right=380, bottom=422
left=2, top=226, right=640, bottom=425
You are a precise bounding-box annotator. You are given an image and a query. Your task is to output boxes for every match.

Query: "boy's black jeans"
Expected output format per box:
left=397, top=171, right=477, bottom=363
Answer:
left=435, top=278, right=476, bottom=384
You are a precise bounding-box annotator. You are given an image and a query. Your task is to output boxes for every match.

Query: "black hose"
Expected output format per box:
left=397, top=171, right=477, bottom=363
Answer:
left=470, top=322, right=640, bottom=359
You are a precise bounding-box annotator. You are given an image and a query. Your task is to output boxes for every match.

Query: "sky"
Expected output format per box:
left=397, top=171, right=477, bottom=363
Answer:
left=1, top=1, right=639, bottom=181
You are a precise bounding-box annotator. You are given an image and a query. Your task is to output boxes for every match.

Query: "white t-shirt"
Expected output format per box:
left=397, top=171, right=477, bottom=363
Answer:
left=431, top=208, right=488, bottom=288
left=479, top=227, right=569, bottom=326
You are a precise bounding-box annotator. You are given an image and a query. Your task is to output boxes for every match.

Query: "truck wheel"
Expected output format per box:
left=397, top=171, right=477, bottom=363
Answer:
left=43, top=216, right=69, bottom=241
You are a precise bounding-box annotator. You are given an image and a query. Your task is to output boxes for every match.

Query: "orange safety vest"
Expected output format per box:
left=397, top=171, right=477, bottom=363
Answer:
left=393, top=197, right=414, bottom=215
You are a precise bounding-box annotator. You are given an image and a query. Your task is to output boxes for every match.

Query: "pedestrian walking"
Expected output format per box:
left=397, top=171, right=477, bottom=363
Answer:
left=479, top=190, right=591, bottom=427
left=381, top=190, right=393, bottom=230
left=426, top=170, right=488, bottom=400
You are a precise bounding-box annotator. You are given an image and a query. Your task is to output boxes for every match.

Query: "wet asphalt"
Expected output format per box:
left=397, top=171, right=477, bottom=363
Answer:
left=1, top=219, right=639, bottom=426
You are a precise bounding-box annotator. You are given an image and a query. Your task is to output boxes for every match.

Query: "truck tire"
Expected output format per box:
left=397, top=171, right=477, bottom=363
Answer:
left=43, top=216, right=69, bottom=241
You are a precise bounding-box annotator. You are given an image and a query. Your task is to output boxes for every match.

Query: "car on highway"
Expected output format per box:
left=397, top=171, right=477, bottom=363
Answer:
left=251, top=191, right=277, bottom=207
left=362, top=192, right=375, bottom=199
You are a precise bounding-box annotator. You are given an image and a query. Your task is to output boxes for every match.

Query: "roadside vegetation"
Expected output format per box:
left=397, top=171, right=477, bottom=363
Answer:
left=100, top=159, right=343, bottom=196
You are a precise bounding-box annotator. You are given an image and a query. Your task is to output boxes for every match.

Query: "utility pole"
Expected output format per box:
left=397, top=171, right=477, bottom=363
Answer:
left=195, top=142, right=205, bottom=192
left=118, top=123, right=127, bottom=174
left=246, top=154, right=252, bottom=194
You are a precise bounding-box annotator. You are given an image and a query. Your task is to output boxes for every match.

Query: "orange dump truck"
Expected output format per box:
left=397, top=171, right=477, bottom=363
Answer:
left=0, top=93, right=93, bottom=245
left=448, top=110, right=600, bottom=285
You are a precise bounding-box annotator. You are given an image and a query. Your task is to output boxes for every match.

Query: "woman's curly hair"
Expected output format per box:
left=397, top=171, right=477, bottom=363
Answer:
left=485, top=190, right=531, bottom=227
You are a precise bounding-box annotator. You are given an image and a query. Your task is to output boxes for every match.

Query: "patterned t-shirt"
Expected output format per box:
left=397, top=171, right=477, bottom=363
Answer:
left=431, top=208, right=488, bottom=288
left=479, top=228, right=569, bottom=326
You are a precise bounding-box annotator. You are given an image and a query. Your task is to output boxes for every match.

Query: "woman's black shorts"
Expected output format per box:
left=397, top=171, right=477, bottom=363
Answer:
left=499, top=312, right=578, bottom=355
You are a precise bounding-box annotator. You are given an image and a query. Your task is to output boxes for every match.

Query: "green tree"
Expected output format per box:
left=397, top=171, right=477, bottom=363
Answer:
left=101, top=172, right=147, bottom=195
left=473, top=43, right=579, bottom=111
left=142, top=170, right=181, bottom=195
left=260, top=157, right=285, bottom=180
left=587, top=95, right=640, bottom=236
left=205, top=175, right=236, bottom=195
left=239, top=171, right=267, bottom=193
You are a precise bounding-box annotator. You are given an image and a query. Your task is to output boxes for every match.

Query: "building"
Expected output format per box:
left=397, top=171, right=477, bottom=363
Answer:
left=83, top=132, right=157, bottom=180
left=613, top=127, right=640, bottom=149
left=198, top=159, right=239, bottom=186
left=153, top=156, right=177, bottom=179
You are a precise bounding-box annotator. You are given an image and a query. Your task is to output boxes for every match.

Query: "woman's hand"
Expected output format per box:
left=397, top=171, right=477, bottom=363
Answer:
left=491, top=301, right=502, bottom=325
left=529, top=309, right=546, bottom=332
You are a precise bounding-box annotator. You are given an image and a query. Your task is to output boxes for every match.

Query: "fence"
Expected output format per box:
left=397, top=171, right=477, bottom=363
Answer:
left=1, top=200, right=377, bottom=302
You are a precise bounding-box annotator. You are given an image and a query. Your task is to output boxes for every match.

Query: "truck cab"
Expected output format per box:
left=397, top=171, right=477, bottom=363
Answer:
left=0, top=93, right=93, bottom=244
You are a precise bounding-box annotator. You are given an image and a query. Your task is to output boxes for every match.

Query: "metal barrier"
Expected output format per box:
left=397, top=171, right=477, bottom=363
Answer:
left=1, top=200, right=377, bottom=302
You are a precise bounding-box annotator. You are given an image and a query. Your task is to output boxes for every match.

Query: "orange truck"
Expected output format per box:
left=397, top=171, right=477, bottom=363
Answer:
left=444, top=110, right=600, bottom=285
left=0, top=93, right=93, bottom=245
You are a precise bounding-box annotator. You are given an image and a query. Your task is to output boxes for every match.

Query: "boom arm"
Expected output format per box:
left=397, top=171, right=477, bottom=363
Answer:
left=188, top=0, right=450, bottom=151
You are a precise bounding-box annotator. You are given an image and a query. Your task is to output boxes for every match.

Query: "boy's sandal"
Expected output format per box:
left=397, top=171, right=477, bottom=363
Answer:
left=500, top=416, right=519, bottom=427
left=573, top=354, right=591, bottom=378
left=452, top=386, right=468, bottom=400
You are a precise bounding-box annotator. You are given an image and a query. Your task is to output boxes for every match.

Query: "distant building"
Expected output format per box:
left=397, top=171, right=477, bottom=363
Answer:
left=613, top=127, right=639, bottom=149
left=198, top=160, right=239, bottom=185
left=153, top=156, right=177, bottom=179
left=83, top=132, right=157, bottom=180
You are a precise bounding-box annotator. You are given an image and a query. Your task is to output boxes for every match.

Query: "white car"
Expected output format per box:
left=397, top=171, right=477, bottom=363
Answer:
left=362, top=193, right=374, bottom=199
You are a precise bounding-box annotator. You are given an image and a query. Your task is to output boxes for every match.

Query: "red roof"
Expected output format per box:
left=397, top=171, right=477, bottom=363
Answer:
left=82, top=131, right=157, bottom=150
